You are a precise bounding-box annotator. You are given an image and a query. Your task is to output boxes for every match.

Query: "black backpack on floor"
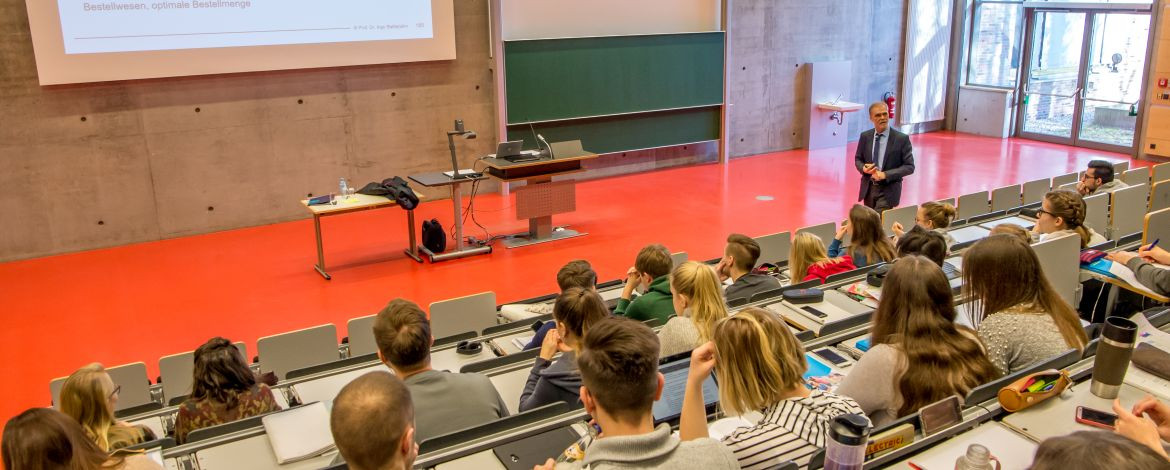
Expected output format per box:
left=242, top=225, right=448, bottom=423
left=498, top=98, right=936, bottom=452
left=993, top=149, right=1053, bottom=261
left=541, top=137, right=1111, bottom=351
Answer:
left=422, top=219, right=446, bottom=254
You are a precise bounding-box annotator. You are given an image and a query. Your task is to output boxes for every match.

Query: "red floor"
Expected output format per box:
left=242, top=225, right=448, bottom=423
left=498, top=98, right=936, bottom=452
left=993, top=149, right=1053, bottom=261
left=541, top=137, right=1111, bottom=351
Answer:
left=0, top=132, right=1147, bottom=428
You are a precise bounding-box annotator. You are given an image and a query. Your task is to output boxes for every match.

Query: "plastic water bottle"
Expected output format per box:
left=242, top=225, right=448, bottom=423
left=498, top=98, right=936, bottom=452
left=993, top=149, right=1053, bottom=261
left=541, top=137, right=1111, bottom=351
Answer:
left=338, top=178, right=349, bottom=201
left=955, top=444, right=999, bottom=470
left=824, top=414, right=870, bottom=470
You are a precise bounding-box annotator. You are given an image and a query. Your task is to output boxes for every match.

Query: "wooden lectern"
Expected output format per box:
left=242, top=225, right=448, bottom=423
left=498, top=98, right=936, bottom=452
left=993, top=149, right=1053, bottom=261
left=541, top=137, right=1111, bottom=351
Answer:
left=481, top=140, right=599, bottom=248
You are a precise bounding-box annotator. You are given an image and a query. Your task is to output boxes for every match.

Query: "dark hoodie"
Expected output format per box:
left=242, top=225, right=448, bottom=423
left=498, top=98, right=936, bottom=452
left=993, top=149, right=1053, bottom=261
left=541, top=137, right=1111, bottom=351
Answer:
left=519, top=351, right=583, bottom=412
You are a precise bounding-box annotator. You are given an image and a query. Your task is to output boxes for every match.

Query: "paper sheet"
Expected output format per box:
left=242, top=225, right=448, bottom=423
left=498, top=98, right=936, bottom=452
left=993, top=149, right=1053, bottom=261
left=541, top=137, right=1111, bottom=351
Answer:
left=1108, top=261, right=1164, bottom=298
left=263, top=402, right=335, bottom=464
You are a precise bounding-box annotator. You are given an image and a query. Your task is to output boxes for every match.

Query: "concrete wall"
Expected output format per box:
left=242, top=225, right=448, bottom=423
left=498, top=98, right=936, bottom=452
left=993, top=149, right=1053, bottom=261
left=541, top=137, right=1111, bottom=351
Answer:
left=0, top=0, right=905, bottom=261
left=727, top=0, right=906, bottom=157
left=0, top=1, right=507, bottom=262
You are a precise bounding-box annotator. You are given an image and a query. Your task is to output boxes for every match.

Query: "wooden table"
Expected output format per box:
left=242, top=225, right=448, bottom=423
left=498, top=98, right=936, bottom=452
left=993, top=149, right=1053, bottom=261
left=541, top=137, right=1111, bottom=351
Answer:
left=300, top=193, right=421, bottom=280
left=480, top=147, right=600, bottom=249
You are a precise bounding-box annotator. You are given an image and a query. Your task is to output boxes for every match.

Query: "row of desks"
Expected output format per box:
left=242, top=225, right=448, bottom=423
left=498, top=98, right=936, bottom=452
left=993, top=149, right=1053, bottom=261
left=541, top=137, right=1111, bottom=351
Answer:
left=155, top=207, right=1158, bottom=469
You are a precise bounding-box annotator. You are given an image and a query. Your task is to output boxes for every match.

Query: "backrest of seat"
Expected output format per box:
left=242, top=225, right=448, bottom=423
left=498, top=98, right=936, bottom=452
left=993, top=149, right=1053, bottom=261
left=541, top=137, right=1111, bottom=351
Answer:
left=1110, top=184, right=1149, bottom=240
left=881, top=205, right=917, bottom=238
left=346, top=315, right=378, bottom=357
left=753, top=231, right=791, bottom=267
left=957, top=191, right=990, bottom=221
left=51, top=362, right=153, bottom=412
left=1153, top=162, right=1170, bottom=184
left=1152, top=180, right=1170, bottom=212
left=1022, top=178, right=1051, bottom=204
left=671, top=251, right=688, bottom=267
left=796, top=222, right=836, bottom=248
left=1051, top=172, right=1078, bottom=189
left=1083, top=193, right=1109, bottom=236
left=1057, top=181, right=1079, bottom=193
left=1146, top=208, right=1170, bottom=247
left=1032, top=234, right=1081, bottom=305
left=429, top=292, right=497, bottom=339
left=257, top=324, right=339, bottom=381
left=990, top=184, right=1022, bottom=213
left=1113, top=161, right=1129, bottom=174
left=1121, top=167, right=1149, bottom=186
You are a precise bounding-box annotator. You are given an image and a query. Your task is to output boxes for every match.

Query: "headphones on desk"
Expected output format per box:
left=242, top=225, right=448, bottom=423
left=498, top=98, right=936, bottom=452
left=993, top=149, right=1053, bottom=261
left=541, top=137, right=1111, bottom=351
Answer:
left=456, top=340, right=483, bottom=356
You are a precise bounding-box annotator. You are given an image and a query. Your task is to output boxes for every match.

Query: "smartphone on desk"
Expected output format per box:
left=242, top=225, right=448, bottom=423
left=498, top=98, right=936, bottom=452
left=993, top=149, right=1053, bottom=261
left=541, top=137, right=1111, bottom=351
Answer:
left=812, top=347, right=853, bottom=367
left=1075, top=406, right=1117, bottom=430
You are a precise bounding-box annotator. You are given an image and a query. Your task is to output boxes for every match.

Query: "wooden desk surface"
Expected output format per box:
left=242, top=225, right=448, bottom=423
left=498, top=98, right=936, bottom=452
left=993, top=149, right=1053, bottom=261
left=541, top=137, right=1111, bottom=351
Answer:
left=480, top=153, right=599, bottom=170
left=301, top=193, right=402, bottom=216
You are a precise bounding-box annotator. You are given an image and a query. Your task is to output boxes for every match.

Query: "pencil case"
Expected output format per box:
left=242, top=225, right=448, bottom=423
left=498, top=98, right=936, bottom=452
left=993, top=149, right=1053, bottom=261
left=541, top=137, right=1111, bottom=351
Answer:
left=997, top=369, right=1071, bottom=412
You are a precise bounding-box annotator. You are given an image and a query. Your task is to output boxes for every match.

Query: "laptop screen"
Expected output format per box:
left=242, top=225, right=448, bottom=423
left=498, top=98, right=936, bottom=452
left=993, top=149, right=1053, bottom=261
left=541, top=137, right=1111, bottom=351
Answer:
left=652, top=355, right=719, bottom=425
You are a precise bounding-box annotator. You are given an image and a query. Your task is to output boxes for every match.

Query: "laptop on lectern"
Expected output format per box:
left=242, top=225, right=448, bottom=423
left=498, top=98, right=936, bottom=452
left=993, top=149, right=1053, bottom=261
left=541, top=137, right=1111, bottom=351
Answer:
left=494, top=140, right=524, bottom=161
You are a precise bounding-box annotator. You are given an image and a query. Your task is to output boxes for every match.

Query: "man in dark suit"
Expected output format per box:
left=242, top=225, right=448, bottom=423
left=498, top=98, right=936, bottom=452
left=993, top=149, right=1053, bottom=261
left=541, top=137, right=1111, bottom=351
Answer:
left=854, top=102, right=915, bottom=212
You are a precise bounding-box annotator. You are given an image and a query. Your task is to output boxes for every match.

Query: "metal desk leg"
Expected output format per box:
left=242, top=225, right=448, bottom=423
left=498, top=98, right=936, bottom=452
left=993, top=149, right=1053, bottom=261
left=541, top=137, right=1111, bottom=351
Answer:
left=313, top=214, right=331, bottom=280
left=404, top=209, right=422, bottom=263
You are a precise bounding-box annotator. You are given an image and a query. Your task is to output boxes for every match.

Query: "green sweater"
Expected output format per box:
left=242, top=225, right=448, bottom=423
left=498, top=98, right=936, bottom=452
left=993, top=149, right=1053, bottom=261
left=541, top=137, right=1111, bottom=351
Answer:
left=615, top=275, right=674, bottom=325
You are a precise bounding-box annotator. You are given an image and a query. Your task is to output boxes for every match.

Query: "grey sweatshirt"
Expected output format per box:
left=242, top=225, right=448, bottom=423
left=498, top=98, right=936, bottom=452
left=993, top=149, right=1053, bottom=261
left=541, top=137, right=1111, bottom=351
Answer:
left=554, top=424, right=739, bottom=470
left=519, top=351, right=582, bottom=412
left=1126, top=257, right=1170, bottom=296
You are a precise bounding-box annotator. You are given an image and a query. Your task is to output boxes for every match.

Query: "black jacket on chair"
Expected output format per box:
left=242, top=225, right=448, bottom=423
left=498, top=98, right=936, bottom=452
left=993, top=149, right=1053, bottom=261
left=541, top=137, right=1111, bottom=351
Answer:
left=854, top=128, right=916, bottom=207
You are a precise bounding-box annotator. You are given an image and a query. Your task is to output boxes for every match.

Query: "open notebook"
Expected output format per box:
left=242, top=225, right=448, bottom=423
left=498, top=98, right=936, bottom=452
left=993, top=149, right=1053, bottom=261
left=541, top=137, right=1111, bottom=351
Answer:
left=263, top=402, right=336, bottom=464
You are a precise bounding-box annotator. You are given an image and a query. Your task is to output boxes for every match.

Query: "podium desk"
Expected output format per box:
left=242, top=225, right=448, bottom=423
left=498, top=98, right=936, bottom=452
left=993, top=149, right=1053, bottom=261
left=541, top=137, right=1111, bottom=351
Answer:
left=408, top=172, right=493, bottom=262
left=301, top=193, right=422, bottom=280
left=481, top=150, right=600, bottom=248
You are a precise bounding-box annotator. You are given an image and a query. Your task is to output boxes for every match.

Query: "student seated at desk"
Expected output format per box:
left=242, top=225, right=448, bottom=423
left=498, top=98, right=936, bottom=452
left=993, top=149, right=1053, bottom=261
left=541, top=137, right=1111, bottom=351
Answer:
left=1030, top=430, right=1168, bottom=469
left=1077, top=160, right=1129, bottom=197
left=962, top=236, right=1087, bottom=375
left=892, top=201, right=957, bottom=250
left=836, top=256, right=999, bottom=427
left=520, top=288, right=609, bottom=412
left=499, top=259, right=595, bottom=322
left=330, top=372, right=417, bottom=470
left=658, top=262, right=729, bottom=358
left=60, top=363, right=156, bottom=451
left=534, top=319, right=738, bottom=470
left=716, top=233, right=782, bottom=301
left=830, top=205, right=896, bottom=268
left=615, top=244, right=675, bottom=325
left=1032, top=190, right=1107, bottom=249
left=2, top=408, right=162, bottom=470
left=174, top=337, right=282, bottom=444
left=373, top=299, right=508, bottom=441
left=1113, top=395, right=1170, bottom=462
left=678, top=307, right=864, bottom=470
left=1108, top=243, right=1170, bottom=296
left=990, top=223, right=1032, bottom=244
left=789, top=232, right=856, bottom=283
left=521, top=260, right=600, bottom=350
left=895, top=225, right=947, bottom=266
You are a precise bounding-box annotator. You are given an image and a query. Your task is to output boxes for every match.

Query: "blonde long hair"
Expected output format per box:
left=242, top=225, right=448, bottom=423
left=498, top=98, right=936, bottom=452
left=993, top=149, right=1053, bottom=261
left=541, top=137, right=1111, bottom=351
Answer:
left=789, top=232, right=849, bottom=281
left=670, top=261, right=729, bottom=342
left=712, top=308, right=806, bottom=415
left=59, top=363, right=139, bottom=451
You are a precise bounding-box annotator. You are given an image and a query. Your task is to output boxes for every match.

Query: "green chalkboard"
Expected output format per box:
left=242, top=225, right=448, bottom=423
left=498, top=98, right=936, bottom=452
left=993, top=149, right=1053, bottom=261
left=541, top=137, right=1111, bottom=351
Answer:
left=505, top=107, right=720, bottom=156
left=504, top=32, right=725, bottom=125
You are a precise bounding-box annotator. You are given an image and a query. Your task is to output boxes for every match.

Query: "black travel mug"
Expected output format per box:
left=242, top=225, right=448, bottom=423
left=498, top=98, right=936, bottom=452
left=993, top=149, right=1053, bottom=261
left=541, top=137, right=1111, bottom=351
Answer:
left=1090, top=316, right=1138, bottom=399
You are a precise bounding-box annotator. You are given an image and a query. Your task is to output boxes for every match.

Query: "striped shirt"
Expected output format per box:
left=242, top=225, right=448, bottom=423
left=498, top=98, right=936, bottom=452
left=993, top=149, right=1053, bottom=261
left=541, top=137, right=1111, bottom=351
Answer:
left=721, top=390, right=864, bottom=470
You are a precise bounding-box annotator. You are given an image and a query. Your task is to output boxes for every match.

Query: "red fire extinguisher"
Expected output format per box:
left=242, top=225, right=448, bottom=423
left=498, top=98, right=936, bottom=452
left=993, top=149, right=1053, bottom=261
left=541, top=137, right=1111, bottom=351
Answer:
left=883, top=92, right=897, bottom=122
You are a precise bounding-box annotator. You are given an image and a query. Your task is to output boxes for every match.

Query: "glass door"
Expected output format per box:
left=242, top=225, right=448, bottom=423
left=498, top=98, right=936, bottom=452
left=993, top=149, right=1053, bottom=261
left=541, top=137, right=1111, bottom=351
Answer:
left=1018, top=9, right=1151, bottom=152
left=1077, top=13, right=1150, bottom=150
left=1020, top=11, right=1088, bottom=144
